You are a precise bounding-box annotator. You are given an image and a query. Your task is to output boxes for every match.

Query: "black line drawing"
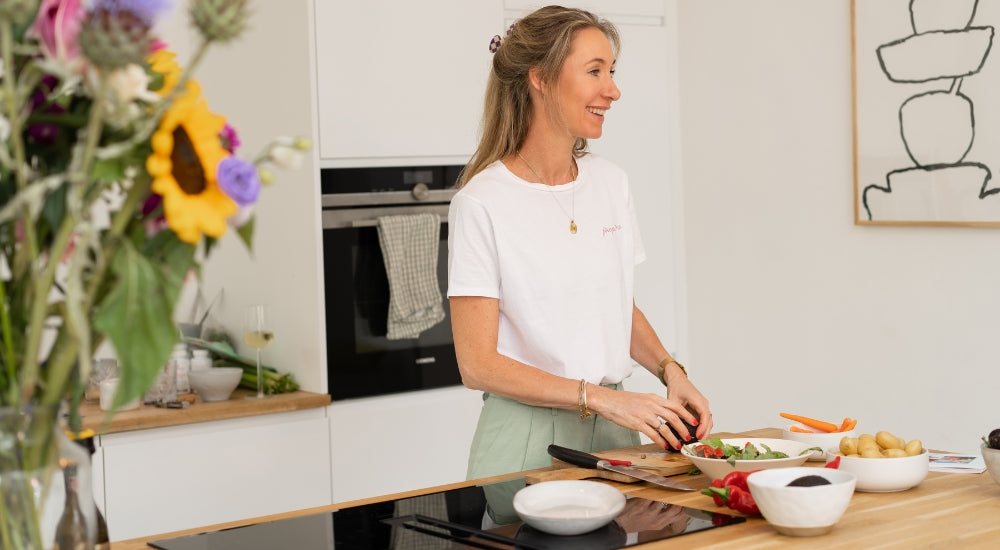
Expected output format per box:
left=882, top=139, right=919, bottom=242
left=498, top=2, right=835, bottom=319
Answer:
left=860, top=0, right=1000, bottom=223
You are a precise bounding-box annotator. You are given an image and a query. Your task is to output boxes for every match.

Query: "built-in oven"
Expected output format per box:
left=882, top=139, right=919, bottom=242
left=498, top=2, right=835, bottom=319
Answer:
left=321, top=165, right=463, bottom=401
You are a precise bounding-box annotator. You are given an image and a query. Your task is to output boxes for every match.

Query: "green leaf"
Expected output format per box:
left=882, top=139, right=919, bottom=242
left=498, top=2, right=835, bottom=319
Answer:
left=235, top=215, right=255, bottom=253
left=92, top=240, right=193, bottom=407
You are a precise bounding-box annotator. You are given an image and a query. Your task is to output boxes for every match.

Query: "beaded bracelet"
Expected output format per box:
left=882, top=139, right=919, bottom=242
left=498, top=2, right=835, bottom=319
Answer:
left=578, top=379, right=592, bottom=420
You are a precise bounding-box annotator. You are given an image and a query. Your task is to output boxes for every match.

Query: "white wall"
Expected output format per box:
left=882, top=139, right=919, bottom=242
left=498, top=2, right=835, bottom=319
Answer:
left=675, top=0, right=1000, bottom=454
left=156, top=1, right=326, bottom=393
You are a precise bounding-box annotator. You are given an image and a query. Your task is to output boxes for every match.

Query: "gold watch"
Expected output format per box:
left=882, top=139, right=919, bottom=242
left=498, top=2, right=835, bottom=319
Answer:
left=657, top=357, right=687, bottom=386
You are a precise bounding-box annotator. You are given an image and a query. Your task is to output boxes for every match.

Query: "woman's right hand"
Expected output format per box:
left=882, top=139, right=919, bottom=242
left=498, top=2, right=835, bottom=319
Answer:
left=587, top=386, right=701, bottom=450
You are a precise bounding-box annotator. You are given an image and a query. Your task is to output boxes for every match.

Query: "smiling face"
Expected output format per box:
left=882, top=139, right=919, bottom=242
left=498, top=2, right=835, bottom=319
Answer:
left=553, top=26, right=620, bottom=140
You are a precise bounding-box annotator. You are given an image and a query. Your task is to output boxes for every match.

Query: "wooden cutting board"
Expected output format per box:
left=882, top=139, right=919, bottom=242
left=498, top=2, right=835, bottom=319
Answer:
left=525, top=443, right=693, bottom=485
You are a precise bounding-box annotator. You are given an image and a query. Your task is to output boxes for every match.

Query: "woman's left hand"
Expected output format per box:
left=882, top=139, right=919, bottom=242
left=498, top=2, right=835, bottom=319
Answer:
left=661, top=371, right=713, bottom=440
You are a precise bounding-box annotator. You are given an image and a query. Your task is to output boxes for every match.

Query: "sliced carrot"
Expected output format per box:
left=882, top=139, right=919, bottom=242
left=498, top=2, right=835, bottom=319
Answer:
left=779, top=412, right=839, bottom=433
left=842, top=418, right=858, bottom=432
left=837, top=417, right=852, bottom=432
left=788, top=425, right=815, bottom=433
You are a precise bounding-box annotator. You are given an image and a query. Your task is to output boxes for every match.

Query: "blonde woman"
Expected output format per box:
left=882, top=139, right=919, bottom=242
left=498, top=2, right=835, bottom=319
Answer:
left=448, top=5, right=713, bottom=524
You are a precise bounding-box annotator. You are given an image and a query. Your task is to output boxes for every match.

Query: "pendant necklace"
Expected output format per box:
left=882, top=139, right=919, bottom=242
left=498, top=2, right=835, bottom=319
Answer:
left=517, top=151, right=578, bottom=234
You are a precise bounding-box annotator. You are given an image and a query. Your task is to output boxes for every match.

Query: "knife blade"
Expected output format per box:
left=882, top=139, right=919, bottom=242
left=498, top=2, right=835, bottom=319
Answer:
left=547, top=444, right=696, bottom=491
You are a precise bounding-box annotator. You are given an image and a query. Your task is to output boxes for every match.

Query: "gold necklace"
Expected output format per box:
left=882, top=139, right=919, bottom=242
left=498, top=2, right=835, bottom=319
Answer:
left=517, top=151, right=578, bottom=234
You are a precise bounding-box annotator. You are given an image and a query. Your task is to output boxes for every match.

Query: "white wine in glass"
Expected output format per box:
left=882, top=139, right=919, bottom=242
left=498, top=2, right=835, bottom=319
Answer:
left=243, top=305, right=274, bottom=399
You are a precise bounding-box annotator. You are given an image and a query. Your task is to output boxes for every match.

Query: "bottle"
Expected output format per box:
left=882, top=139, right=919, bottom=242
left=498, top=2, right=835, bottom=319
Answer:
left=171, top=343, right=191, bottom=394
left=191, top=349, right=213, bottom=371
left=73, top=432, right=111, bottom=548
left=55, top=463, right=89, bottom=550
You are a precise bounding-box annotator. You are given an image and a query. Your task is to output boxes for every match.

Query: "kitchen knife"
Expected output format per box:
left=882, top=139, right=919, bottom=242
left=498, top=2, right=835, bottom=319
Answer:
left=547, top=444, right=696, bottom=491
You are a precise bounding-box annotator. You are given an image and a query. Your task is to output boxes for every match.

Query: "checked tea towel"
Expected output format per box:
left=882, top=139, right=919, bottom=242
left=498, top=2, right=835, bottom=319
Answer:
left=376, top=213, right=446, bottom=340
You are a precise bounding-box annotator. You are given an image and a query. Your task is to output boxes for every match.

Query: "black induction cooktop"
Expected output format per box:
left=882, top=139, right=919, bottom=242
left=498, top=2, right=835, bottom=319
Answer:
left=148, top=477, right=744, bottom=550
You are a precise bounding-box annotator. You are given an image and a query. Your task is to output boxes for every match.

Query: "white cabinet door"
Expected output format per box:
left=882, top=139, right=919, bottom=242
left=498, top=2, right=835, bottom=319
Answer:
left=314, top=0, right=502, bottom=163
left=100, top=409, right=331, bottom=541
left=328, top=386, right=482, bottom=503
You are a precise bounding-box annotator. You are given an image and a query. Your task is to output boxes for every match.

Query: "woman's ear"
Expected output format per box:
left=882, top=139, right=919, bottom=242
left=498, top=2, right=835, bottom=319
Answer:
left=528, top=67, right=545, bottom=94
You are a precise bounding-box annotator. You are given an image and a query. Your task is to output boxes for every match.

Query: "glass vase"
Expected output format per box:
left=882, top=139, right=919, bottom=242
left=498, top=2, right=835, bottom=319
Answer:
left=0, top=403, right=63, bottom=550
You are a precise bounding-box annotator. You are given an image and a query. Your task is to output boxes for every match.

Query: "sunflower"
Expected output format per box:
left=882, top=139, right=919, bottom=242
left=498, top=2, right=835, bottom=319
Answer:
left=146, top=79, right=237, bottom=244
left=147, top=48, right=182, bottom=97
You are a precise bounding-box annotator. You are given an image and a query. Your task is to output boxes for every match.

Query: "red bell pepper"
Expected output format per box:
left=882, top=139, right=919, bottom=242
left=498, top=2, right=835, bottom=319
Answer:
left=700, top=470, right=763, bottom=516
left=825, top=455, right=841, bottom=469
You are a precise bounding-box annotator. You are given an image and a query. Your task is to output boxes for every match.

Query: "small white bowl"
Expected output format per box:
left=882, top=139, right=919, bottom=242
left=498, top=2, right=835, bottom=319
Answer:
left=980, top=444, right=1000, bottom=487
left=832, top=451, right=929, bottom=492
left=681, top=438, right=817, bottom=481
left=189, top=367, right=243, bottom=402
left=513, top=480, right=625, bottom=536
left=748, top=467, right=857, bottom=537
left=782, top=426, right=857, bottom=461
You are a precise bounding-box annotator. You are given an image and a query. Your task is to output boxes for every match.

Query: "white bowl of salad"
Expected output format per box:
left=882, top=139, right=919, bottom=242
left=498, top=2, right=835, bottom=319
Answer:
left=681, top=438, right=820, bottom=481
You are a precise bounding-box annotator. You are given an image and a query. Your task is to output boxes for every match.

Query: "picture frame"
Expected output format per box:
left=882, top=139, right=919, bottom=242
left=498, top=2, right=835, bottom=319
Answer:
left=852, top=0, right=1000, bottom=226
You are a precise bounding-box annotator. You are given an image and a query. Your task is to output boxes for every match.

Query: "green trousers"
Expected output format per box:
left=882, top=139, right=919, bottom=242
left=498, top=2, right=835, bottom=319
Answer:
left=467, top=383, right=639, bottom=525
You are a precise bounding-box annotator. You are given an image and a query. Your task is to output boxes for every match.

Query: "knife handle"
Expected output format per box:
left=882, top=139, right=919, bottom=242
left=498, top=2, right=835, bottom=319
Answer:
left=547, top=444, right=601, bottom=469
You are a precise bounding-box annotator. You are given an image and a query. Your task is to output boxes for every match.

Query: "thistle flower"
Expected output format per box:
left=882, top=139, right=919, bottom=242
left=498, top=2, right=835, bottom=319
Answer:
left=190, top=0, right=249, bottom=43
left=78, top=2, right=154, bottom=71
left=0, top=0, right=41, bottom=26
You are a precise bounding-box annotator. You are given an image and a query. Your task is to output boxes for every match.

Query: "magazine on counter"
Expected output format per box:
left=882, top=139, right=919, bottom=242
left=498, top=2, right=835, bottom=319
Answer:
left=927, top=453, right=987, bottom=474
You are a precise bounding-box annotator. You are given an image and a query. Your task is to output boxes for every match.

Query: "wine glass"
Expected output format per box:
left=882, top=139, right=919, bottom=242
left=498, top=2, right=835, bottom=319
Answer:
left=243, top=304, right=274, bottom=399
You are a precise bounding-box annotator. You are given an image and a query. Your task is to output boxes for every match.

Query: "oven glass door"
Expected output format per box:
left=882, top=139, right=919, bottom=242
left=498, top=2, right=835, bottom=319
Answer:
left=322, top=217, right=460, bottom=401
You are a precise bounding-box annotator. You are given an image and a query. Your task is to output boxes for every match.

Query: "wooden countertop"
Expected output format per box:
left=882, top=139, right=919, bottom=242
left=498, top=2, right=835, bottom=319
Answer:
left=112, top=428, right=1000, bottom=549
left=79, top=389, right=330, bottom=435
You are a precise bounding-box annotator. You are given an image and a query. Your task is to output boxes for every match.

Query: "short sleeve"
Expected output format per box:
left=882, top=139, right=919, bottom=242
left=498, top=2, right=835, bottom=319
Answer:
left=447, top=192, right=502, bottom=299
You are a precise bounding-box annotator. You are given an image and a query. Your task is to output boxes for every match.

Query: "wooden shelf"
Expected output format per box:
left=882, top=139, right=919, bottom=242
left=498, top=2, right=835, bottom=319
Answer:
left=77, top=389, right=330, bottom=435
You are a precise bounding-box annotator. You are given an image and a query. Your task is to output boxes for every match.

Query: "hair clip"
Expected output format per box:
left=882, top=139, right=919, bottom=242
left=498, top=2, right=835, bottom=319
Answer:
left=489, top=24, right=515, bottom=54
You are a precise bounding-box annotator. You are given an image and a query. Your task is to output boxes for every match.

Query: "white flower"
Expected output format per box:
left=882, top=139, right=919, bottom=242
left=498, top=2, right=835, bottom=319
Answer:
left=108, top=64, right=161, bottom=104
left=228, top=204, right=255, bottom=228
left=268, top=144, right=303, bottom=170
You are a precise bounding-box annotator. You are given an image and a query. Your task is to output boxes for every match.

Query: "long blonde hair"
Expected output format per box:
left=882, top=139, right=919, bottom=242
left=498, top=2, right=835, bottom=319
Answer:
left=457, top=6, right=620, bottom=188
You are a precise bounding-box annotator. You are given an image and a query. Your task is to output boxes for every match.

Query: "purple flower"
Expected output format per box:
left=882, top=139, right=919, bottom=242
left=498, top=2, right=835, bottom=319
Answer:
left=216, top=156, right=260, bottom=206
left=90, top=0, right=173, bottom=25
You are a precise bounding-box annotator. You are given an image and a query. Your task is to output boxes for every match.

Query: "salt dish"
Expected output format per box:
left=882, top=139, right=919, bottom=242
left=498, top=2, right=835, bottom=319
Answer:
left=782, top=425, right=856, bottom=461
left=512, top=480, right=625, bottom=536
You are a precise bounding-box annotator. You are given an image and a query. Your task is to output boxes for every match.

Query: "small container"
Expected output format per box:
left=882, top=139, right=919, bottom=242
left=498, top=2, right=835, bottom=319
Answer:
left=171, top=343, right=191, bottom=394
left=190, top=349, right=213, bottom=372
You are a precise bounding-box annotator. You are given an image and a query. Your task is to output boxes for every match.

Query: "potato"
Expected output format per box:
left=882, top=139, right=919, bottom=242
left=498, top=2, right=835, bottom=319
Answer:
left=876, top=431, right=903, bottom=450
left=860, top=446, right=883, bottom=458
left=905, top=439, right=923, bottom=456
left=840, top=436, right=859, bottom=455
left=884, top=448, right=908, bottom=458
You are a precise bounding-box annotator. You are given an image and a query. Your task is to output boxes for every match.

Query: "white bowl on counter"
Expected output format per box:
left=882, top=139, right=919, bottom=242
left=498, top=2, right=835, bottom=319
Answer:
left=513, top=480, right=625, bottom=536
left=748, top=467, right=857, bottom=537
left=782, top=425, right=856, bottom=461
left=830, top=451, right=929, bottom=492
left=982, top=444, right=1000, bottom=487
left=681, top=438, right=817, bottom=481
left=189, top=367, right=243, bottom=402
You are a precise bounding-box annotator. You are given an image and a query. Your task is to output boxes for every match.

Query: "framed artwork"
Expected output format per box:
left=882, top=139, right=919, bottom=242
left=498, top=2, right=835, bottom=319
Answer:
left=853, top=0, right=1000, bottom=226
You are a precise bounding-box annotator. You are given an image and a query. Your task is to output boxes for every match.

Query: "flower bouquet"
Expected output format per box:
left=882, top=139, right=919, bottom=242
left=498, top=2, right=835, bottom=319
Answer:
left=0, top=0, right=309, bottom=546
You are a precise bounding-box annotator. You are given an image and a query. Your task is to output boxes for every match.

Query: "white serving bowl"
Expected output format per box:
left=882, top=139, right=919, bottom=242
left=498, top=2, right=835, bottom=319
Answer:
left=512, top=480, right=625, bottom=536
left=831, top=451, right=929, bottom=492
left=782, top=426, right=856, bottom=461
left=981, top=444, right=1000, bottom=487
left=681, top=438, right=817, bottom=481
left=189, top=367, right=243, bottom=402
left=747, top=467, right=857, bottom=537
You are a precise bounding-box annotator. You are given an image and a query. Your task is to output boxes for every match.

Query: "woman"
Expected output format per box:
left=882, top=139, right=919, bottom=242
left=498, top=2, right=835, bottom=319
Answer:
left=447, top=5, right=713, bottom=523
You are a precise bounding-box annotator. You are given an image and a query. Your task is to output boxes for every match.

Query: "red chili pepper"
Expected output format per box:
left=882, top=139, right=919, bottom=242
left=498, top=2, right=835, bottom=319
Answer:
left=725, top=486, right=761, bottom=516
left=825, top=455, right=841, bottom=469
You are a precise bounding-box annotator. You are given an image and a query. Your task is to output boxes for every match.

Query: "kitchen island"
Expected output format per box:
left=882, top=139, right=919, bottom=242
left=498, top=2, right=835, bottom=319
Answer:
left=113, top=428, right=1000, bottom=549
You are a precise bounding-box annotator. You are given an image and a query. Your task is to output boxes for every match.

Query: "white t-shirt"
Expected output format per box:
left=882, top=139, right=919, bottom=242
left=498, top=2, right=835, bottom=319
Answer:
left=447, top=154, right=646, bottom=385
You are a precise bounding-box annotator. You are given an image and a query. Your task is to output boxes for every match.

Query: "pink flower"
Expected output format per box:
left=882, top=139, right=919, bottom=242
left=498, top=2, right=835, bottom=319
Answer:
left=28, top=0, right=86, bottom=66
